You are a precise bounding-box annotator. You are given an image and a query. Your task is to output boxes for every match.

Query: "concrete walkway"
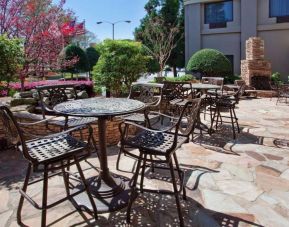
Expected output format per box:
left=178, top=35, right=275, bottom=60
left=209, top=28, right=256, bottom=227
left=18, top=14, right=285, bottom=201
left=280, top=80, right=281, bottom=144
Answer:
left=0, top=98, right=289, bottom=226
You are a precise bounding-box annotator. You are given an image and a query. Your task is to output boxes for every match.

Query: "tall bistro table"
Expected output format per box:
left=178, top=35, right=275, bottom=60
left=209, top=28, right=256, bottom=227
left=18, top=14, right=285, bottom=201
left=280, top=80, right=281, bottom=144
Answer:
left=190, top=83, right=221, bottom=94
left=54, top=97, right=145, bottom=213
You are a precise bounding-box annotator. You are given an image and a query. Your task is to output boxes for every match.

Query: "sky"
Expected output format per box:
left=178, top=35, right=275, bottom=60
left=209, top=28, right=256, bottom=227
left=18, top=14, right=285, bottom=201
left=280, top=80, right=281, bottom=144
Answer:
left=54, top=0, right=148, bottom=41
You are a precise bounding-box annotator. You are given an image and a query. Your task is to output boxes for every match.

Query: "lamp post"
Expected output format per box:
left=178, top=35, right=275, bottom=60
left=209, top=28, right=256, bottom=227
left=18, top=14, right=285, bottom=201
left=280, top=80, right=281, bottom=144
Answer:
left=96, top=20, right=131, bottom=40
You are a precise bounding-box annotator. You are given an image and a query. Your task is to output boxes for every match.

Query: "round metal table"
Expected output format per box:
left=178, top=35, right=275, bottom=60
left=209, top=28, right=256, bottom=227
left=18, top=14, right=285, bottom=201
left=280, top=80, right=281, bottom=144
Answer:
left=190, top=83, right=221, bottom=92
left=54, top=97, right=145, bottom=213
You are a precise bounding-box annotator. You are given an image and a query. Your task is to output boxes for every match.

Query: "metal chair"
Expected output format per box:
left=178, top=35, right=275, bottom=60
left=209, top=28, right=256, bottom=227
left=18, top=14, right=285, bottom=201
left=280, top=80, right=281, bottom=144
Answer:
left=37, top=84, right=97, bottom=131
left=162, top=81, right=194, bottom=116
left=276, top=84, right=289, bottom=104
left=122, top=82, right=163, bottom=124
left=0, top=105, right=98, bottom=227
left=210, top=84, right=245, bottom=139
left=116, top=82, right=163, bottom=170
left=119, top=98, right=202, bottom=227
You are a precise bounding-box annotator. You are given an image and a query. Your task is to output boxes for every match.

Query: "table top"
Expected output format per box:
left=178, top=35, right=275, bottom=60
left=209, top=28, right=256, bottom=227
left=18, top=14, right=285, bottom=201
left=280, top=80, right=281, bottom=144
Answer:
left=53, top=97, right=146, bottom=117
left=190, top=83, right=221, bottom=90
left=224, top=84, right=239, bottom=89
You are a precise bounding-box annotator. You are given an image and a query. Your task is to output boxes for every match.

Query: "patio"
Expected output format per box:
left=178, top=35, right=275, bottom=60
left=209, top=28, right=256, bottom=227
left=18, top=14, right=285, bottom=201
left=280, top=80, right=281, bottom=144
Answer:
left=1, top=97, right=289, bottom=227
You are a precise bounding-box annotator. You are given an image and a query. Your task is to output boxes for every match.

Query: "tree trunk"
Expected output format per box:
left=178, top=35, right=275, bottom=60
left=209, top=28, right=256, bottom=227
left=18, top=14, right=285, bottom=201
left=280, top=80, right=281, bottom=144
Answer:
left=173, top=66, right=177, bottom=77
left=106, top=87, right=111, bottom=98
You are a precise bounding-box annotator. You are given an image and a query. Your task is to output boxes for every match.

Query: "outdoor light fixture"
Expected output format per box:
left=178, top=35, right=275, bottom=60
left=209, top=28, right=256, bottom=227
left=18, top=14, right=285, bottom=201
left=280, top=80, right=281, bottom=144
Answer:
left=96, top=20, right=131, bottom=40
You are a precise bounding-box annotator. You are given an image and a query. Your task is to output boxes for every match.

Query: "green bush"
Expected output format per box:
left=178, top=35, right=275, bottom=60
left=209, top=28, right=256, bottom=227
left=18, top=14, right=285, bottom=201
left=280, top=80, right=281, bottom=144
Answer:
left=92, top=39, right=150, bottom=96
left=152, top=74, right=195, bottom=83
left=271, top=72, right=283, bottom=85
left=85, top=47, right=100, bottom=72
left=224, top=74, right=241, bottom=84
left=186, top=49, right=232, bottom=77
left=0, top=34, right=24, bottom=95
left=61, top=44, right=89, bottom=74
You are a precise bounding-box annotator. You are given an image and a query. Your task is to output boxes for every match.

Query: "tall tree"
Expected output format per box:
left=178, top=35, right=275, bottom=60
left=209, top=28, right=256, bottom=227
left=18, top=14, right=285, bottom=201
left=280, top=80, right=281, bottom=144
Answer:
left=61, top=44, right=88, bottom=76
left=0, top=0, right=78, bottom=90
left=135, top=0, right=184, bottom=77
left=85, top=46, right=100, bottom=75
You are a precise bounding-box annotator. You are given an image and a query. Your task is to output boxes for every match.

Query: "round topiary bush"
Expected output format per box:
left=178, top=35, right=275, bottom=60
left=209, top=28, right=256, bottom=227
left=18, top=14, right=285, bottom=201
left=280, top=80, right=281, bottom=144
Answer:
left=186, top=49, right=232, bottom=77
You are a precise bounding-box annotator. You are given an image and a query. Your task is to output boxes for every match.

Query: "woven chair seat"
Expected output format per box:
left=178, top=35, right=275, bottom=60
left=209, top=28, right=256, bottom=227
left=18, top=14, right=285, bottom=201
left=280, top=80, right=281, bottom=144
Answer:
left=49, top=117, right=97, bottom=128
left=19, top=134, right=88, bottom=163
left=124, top=131, right=187, bottom=156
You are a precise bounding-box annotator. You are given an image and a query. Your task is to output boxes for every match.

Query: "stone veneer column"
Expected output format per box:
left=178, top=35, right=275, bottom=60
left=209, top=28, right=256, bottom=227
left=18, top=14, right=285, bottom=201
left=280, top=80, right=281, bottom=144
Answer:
left=241, top=37, right=272, bottom=85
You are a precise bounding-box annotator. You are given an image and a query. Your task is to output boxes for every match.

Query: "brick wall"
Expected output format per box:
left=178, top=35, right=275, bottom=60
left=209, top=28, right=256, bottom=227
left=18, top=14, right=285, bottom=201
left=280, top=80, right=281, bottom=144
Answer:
left=0, top=111, right=124, bottom=150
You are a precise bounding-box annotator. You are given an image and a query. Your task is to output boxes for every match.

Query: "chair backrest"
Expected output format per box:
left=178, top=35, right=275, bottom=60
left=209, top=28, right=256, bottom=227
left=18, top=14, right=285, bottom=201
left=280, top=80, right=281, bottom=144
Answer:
left=234, top=80, right=246, bottom=86
left=37, top=84, right=78, bottom=118
left=0, top=105, right=33, bottom=162
left=162, top=81, right=193, bottom=101
left=234, top=83, right=245, bottom=101
left=279, top=84, right=289, bottom=95
left=128, top=82, right=163, bottom=107
left=168, top=98, right=202, bottom=152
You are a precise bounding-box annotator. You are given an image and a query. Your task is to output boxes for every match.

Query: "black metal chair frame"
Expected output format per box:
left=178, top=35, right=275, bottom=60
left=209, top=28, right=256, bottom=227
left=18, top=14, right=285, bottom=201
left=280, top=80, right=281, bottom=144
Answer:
left=0, top=105, right=98, bottom=227
left=119, top=99, right=202, bottom=227
left=124, top=82, right=163, bottom=123
left=116, top=82, right=164, bottom=170
left=210, top=84, right=245, bottom=139
left=162, top=81, right=194, bottom=116
left=276, top=84, right=289, bottom=104
left=37, top=84, right=97, bottom=131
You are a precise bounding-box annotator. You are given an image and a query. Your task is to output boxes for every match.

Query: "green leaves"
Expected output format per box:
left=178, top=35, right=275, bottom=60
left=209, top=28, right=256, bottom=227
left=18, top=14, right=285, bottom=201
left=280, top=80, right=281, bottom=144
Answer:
left=186, top=49, right=232, bottom=77
left=0, top=34, right=24, bottom=82
left=92, top=40, right=150, bottom=96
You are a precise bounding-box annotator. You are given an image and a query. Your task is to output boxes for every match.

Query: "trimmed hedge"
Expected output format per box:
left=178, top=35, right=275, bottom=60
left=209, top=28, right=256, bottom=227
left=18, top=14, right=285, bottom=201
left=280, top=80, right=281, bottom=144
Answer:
left=186, top=49, right=232, bottom=77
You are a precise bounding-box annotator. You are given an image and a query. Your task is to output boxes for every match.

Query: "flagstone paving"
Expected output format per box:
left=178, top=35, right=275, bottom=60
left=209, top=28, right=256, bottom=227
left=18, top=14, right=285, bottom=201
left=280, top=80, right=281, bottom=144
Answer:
left=1, top=97, right=289, bottom=226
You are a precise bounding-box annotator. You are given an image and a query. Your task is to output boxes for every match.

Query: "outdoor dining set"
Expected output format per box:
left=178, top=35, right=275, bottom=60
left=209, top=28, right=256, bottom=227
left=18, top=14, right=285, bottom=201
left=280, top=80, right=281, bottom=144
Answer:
left=0, top=78, right=254, bottom=227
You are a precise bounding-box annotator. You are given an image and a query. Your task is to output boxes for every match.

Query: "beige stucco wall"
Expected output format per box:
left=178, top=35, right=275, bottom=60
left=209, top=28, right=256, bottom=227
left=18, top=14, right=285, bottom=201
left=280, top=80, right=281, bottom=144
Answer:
left=202, top=33, right=241, bottom=73
left=258, top=30, right=289, bottom=78
left=185, top=0, right=289, bottom=80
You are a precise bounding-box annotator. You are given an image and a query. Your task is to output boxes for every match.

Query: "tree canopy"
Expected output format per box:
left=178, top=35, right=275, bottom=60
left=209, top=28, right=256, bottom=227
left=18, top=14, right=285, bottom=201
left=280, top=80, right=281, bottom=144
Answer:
left=92, top=40, right=150, bottom=96
left=85, top=47, right=100, bottom=73
left=0, top=34, right=24, bottom=84
left=135, top=0, right=184, bottom=76
left=61, top=44, right=88, bottom=74
left=186, top=49, right=232, bottom=77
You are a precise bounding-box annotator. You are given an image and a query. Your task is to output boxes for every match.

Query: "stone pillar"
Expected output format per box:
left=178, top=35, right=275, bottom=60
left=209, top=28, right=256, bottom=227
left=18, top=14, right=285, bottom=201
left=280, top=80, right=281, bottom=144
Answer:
left=241, top=37, right=272, bottom=86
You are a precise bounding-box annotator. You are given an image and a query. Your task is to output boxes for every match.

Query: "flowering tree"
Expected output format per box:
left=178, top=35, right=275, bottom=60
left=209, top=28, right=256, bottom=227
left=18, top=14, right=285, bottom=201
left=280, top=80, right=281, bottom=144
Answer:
left=0, top=0, right=80, bottom=90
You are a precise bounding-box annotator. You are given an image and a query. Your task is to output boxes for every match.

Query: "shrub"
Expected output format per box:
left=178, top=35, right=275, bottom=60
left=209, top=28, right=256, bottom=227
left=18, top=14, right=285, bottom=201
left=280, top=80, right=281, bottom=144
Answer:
left=0, top=34, right=24, bottom=95
left=85, top=47, right=100, bottom=72
left=61, top=45, right=89, bottom=74
left=224, top=74, right=241, bottom=84
left=164, top=74, right=195, bottom=82
left=186, top=49, right=232, bottom=77
left=93, top=39, right=150, bottom=96
left=271, top=72, right=283, bottom=85
left=10, top=80, right=93, bottom=91
left=151, top=74, right=195, bottom=83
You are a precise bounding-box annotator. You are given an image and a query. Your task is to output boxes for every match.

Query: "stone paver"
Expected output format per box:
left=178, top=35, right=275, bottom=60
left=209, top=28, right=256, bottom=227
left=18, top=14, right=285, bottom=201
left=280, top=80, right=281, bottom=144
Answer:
left=0, top=98, right=289, bottom=226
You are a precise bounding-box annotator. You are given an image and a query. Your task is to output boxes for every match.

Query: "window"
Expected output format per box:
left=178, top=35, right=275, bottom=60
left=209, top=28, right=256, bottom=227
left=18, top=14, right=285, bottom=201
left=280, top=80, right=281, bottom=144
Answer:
left=270, top=0, right=289, bottom=17
left=205, top=1, right=233, bottom=25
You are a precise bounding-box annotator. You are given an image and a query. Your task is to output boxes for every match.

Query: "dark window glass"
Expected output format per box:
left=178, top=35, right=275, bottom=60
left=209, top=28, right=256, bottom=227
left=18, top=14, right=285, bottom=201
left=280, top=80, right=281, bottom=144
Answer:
left=205, top=1, right=233, bottom=24
left=270, top=0, right=289, bottom=17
